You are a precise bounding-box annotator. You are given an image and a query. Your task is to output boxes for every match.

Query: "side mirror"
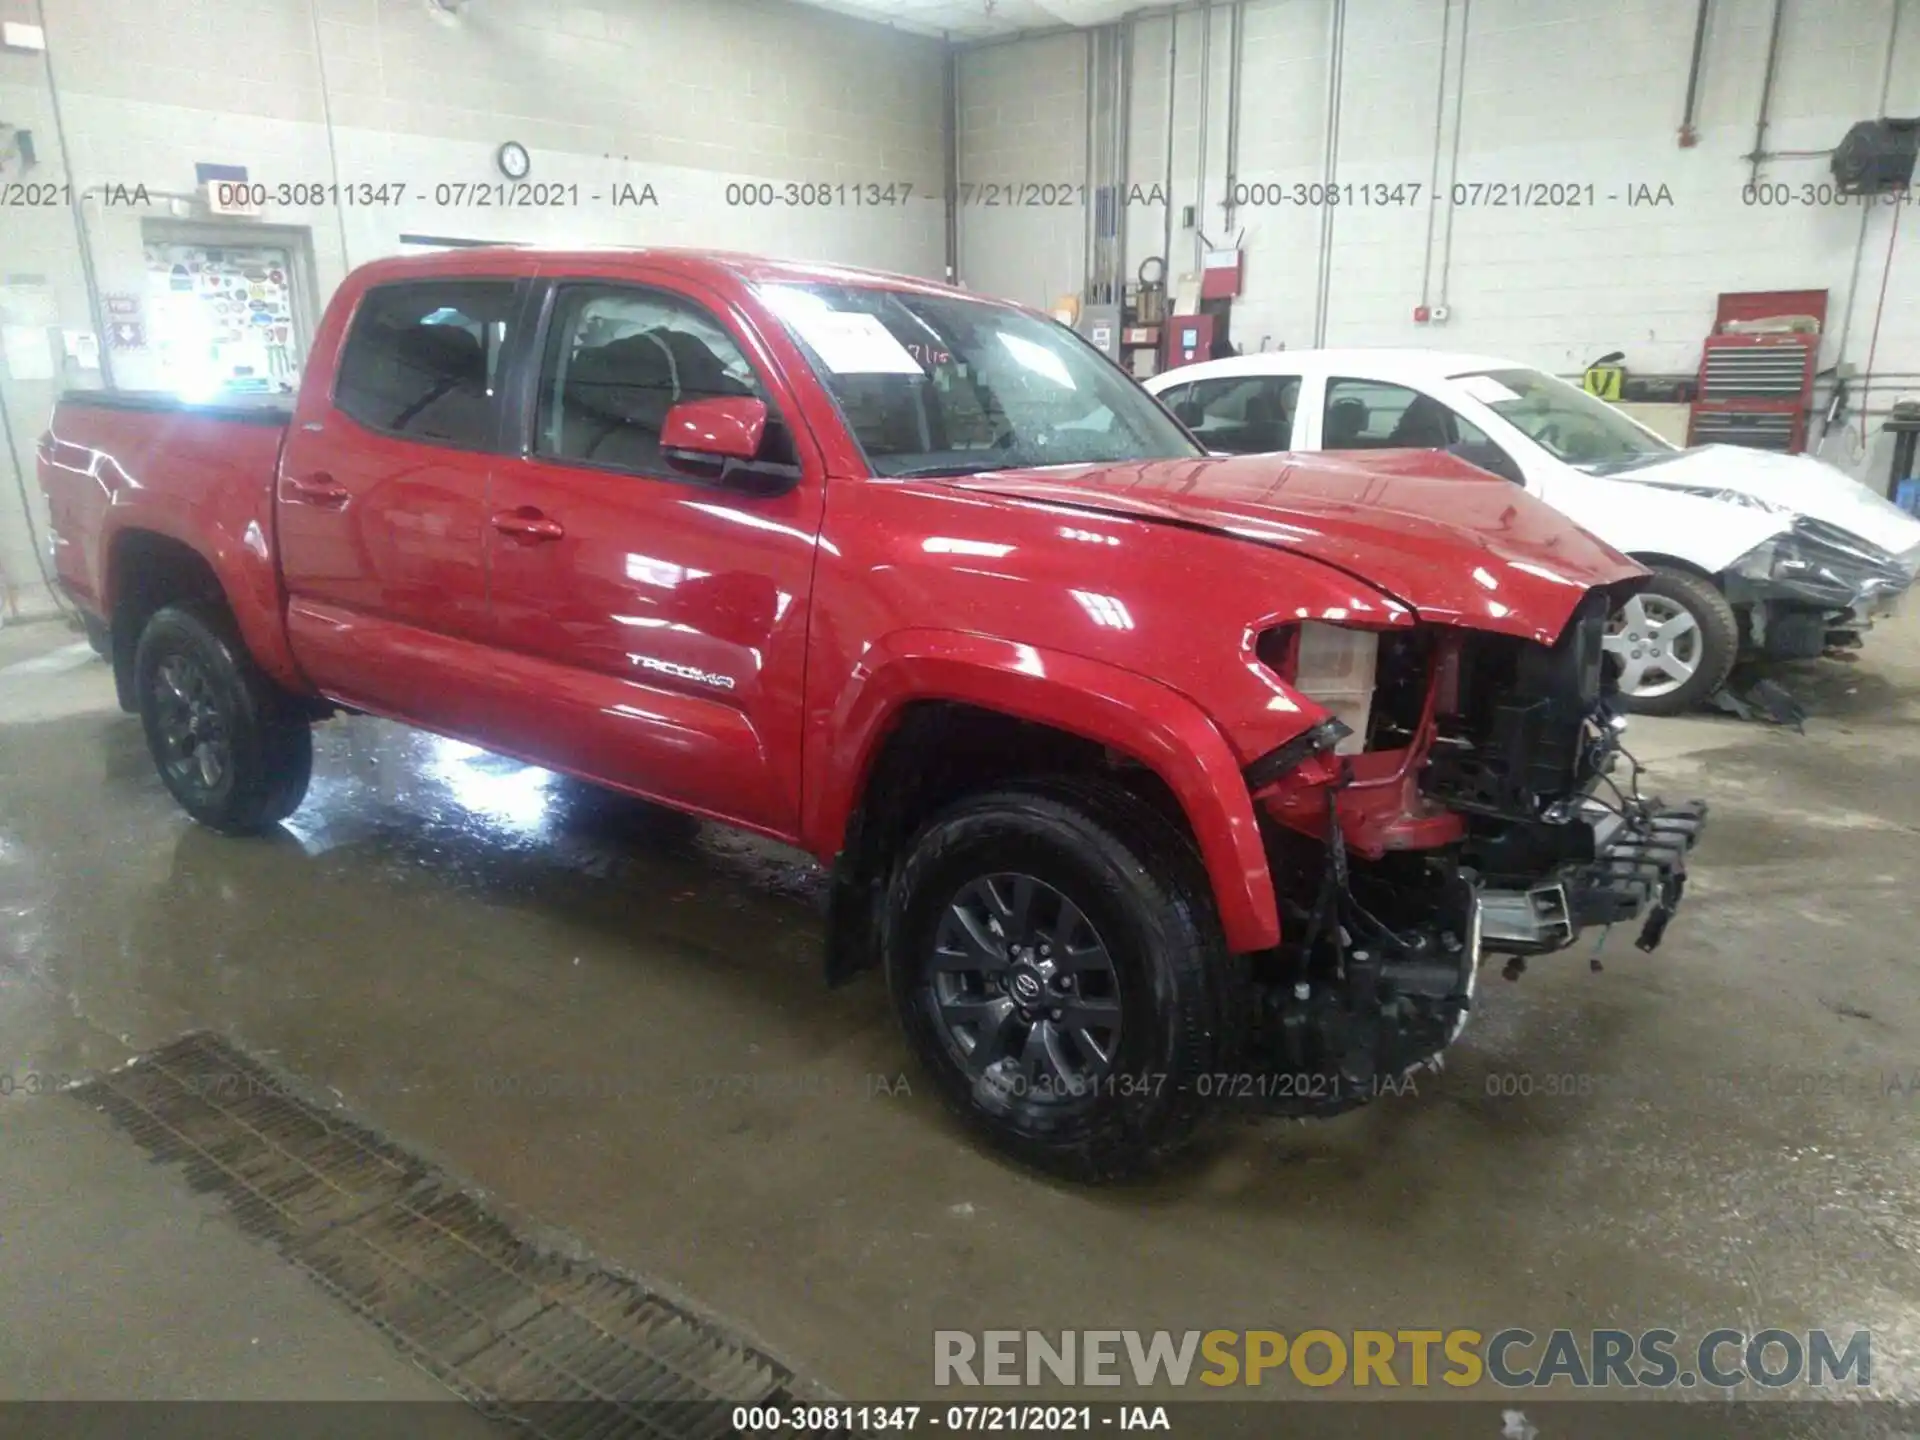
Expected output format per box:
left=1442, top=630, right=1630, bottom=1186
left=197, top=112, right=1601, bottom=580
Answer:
left=662, top=395, right=767, bottom=463
left=660, top=395, right=798, bottom=494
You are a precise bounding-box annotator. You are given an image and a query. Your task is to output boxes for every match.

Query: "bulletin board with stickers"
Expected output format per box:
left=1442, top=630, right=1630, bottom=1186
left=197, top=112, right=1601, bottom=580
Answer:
left=143, top=241, right=302, bottom=396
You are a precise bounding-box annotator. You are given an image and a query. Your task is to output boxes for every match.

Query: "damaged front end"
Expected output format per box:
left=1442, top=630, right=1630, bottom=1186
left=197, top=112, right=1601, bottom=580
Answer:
left=1723, top=517, right=1920, bottom=659
left=1238, top=584, right=1708, bottom=1115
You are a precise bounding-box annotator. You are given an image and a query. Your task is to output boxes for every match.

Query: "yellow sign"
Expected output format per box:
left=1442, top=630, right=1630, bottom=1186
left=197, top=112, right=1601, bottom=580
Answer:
left=1584, top=364, right=1624, bottom=401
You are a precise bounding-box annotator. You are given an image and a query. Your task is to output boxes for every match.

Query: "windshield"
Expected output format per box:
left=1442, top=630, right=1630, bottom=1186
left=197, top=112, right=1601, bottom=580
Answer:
left=759, top=282, right=1200, bottom=477
left=1455, top=367, right=1676, bottom=468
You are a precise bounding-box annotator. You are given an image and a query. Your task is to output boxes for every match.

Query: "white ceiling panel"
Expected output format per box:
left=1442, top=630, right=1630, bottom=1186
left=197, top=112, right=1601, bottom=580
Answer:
left=789, top=0, right=1145, bottom=40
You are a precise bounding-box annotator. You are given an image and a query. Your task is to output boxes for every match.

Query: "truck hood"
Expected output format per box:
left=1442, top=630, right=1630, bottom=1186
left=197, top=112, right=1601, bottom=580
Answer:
left=1592, top=445, right=1920, bottom=561
left=945, top=449, right=1646, bottom=645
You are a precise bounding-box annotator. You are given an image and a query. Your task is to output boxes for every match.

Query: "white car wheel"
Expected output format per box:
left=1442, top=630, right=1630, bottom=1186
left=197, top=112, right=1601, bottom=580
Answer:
left=1603, top=567, right=1739, bottom=715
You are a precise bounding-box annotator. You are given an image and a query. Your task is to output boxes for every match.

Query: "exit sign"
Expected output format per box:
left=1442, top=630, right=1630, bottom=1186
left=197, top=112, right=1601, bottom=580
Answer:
left=196, top=161, right=262, bottom=217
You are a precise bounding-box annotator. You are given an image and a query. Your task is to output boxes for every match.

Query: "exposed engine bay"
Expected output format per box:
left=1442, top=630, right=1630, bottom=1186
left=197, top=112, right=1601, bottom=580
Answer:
left=1241, top=585, right=1709, bottom=1116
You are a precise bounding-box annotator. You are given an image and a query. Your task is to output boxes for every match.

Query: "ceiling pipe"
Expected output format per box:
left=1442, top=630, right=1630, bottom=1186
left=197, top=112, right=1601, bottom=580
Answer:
left=1677, top=0, right=1710, bottom=147
left=957, top=0, right=1216, bottom=52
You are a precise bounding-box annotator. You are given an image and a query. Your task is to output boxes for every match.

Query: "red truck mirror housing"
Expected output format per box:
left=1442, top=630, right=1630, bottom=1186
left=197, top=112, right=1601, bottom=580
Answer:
left=661, top=395, right=798, bottom=495
left=662, top=396, right=767, bottom=464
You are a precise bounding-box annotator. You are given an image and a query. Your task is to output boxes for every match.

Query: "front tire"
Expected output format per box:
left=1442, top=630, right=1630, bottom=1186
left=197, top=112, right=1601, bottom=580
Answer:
left=1605, top=566, right=1738, bottom=716
left=134, top=602, right=313, bottom=834
left=883, top=780, right=1231, bottom=1181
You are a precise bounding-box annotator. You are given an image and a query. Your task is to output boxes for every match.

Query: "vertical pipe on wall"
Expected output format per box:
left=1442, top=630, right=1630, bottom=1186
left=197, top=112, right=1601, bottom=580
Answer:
left=1311, top=0, right=1345, bottom=347
left=1745, top=0, right=1787, bottom=185
left=1437, top=0, right=1471, bottom=312
left=1876, top=0, right=1903, bottom=107
left=1195, top=1, right=1211, bottom=266
left=1222, top=1, right=1243, bottom=235
left=1161, top=12, right=1178, bottom=280
left=1677, top=0, right=1711, bottom=147
left=943, top=41, right=960, bottom=285
left=32, top=0, right=114, bottom=390
left=1418, top=0, right=1453, bottom=310
left=1122, top=17, right=1132, bottom=296
left=305, top=0, right=353, bottom=283
left=1101, top=24, right=1120, bottom=303
left=1083, top=28, right=1098, bottom=301
left=1825, top=0, right=1909, bottom=445
left=1096, top=22, right=1121, bottom=305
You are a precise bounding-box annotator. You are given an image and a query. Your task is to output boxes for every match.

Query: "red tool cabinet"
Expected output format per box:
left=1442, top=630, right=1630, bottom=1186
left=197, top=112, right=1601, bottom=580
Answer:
left=1687, top=289, right=1827, bottom=453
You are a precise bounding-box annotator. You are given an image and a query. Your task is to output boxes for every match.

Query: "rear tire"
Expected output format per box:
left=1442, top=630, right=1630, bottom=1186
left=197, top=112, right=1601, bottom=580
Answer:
left=134, top=602, right=312, bottom=834
left=882, top=778, right=1232, bottom=1181
left=1606, top=566, right=1738, bottom=716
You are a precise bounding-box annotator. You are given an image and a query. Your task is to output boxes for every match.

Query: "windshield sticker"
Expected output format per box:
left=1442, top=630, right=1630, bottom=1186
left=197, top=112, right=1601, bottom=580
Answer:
left=788, top=310, right=925, bottom=375
left=1454, top=373, right=1523, bottom=405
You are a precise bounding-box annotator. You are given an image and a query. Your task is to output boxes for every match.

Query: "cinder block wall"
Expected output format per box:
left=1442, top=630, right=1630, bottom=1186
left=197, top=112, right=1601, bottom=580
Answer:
left=0, top=0, right=946, bottom=619
left=960, top=0, right=1920, bottom=479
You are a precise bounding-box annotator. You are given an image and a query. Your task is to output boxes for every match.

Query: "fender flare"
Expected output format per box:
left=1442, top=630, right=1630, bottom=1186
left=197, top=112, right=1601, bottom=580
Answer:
left=101, top=507, right=307, bottom=696
left=804, top=628, right=1283, bottom=954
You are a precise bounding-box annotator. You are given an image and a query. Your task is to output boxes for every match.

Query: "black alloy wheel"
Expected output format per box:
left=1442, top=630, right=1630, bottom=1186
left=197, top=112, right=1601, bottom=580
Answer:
left=928, top=872, right=1125, bottom=1101
left=884, top=780, right=1235, bottom=1181
left=151, top=649, right=233, bottom=798
left=134, top=602, right=313, bottom=834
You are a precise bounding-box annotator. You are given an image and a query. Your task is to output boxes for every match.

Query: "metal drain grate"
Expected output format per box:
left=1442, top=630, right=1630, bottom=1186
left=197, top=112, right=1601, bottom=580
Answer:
left=71, top=1032, right=802, bottom=1439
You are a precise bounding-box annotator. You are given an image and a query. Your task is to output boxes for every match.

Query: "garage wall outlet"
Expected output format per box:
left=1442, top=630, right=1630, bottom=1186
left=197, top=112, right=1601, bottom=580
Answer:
left=2, top=21, right=48, bottom=51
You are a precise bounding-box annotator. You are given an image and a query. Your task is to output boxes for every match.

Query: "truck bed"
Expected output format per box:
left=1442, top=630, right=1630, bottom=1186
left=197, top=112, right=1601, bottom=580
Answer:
left=50, top=389, right=295, bottom=427
left=39, top=389, right=290, bottom=619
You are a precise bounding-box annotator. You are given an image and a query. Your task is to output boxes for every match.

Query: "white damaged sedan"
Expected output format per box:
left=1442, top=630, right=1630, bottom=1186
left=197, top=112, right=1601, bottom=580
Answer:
left=1146, top=348, right=1920, bottom=714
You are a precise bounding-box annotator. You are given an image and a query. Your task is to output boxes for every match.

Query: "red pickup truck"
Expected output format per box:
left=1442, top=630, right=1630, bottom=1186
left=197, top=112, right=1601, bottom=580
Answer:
left=39, top=249, right=1704, bottom=1177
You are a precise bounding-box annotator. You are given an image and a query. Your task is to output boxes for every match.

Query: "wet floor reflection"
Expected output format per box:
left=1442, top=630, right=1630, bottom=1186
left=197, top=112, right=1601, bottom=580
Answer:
left=3, top=677, right=1920, bottom=1400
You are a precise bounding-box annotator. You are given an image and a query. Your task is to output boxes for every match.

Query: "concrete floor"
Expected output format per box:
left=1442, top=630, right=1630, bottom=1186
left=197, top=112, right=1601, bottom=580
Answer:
left=3, top=611, right=1920, bottom=1415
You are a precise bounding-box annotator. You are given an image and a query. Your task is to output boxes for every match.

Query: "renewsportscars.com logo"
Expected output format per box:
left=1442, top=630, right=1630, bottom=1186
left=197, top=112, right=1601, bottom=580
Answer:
left=933, top=1328, right=1873, bottom=1391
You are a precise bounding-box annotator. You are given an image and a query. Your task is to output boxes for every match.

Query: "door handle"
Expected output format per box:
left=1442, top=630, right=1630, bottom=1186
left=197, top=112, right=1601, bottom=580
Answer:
left=286, top=471, right=349, bottom=507
left=491, top=508, right=565, bottom=543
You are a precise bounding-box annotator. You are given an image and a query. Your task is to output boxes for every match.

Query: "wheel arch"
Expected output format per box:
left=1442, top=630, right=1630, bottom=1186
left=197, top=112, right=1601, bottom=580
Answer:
left=809, top=631, right=1282, bottom=983
left=105, top=529, right=229, bottom=712
left=104, top=522, right=307, bottom=712
left=1625, top=551, right=1726, bottom=587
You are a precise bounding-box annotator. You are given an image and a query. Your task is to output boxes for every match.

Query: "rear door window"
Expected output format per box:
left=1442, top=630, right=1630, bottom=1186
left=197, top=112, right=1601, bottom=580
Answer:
left=1174, top=375, right=1300, bottom=453
left=334, top=280, right=518, bottom=448
left=1322, top=375, right=1524, bottom=482
left=1323, top=378, right=1430, bottom=448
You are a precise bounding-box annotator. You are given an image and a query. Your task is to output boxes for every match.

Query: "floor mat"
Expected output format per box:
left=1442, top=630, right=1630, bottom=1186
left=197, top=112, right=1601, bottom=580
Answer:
left=70, top=1031, right=806, bottom=1438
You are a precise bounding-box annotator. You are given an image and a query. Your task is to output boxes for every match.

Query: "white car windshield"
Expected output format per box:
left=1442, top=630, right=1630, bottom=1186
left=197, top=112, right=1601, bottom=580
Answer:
left=1456, top=367, right=1676, bottom=468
